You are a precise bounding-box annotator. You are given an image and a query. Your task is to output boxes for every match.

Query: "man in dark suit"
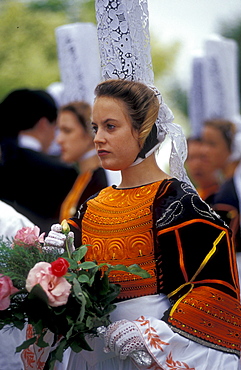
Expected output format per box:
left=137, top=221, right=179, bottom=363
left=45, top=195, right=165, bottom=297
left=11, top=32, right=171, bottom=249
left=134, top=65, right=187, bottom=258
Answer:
left=0, top=88, right=78, bottom=233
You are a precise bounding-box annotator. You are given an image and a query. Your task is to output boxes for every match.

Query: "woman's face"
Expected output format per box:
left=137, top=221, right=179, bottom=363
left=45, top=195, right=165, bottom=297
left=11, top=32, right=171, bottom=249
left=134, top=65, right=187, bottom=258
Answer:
left=92, top=96, right=140, bottom=171
left=202, top=125, right=231, bottom=170
left=186, top=140, right=216, bottom=186
left=56, top=111, right=92, bottom=163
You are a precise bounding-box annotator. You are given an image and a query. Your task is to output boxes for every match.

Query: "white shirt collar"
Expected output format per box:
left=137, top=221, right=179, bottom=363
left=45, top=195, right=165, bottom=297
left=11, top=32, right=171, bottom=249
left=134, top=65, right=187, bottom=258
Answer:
left=18, top=134, right=42, bottom=152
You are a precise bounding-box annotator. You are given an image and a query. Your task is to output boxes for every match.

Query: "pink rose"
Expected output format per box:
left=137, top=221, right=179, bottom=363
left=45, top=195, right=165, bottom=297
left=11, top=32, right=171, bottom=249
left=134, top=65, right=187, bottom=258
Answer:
left=0, top=275, right=19, bottom=310
left=26, top=262, right=71, bottom=307
left=14, top=226, right=45, bottom=247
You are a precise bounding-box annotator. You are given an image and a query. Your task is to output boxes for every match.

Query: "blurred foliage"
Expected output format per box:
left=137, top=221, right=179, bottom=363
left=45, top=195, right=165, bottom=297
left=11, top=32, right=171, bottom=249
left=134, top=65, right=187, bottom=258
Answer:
left=151, top=35, right=180, bottom=82
left=218, top=17, right=241, bottom=103
left=0, top=0, right=179, bottom=103
left=0, top=2, right=67, bottom=99
left=27, top=0, right=70, bottom=12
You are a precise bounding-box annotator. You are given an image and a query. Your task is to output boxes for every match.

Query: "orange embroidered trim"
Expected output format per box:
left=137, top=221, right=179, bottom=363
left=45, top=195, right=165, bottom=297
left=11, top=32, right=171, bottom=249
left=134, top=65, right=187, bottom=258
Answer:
left=68, top=219, right=81, bottom=231
left=135, top=316, right=169, bottom=351
left=175, top=229, right=188, bottom=283
left=168, top=286, right=241, bottom=355
left=165, top=353, right=195, bottom=370
left=21, top=325, right=46, bottom=370
left=157, top=218, right=228, bottom=237
left=59, top=170, right=92, bottom=221
left=156, top=180, right=172, bottom=201
left=148, top=363, right=164, bottom=370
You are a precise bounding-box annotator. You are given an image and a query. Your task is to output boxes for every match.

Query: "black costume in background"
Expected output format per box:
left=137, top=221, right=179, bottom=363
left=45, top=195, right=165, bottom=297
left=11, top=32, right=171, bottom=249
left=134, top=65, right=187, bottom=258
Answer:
left=212, top=178, right=241, bottom=252
left=0, top=138, right=78, bottom=233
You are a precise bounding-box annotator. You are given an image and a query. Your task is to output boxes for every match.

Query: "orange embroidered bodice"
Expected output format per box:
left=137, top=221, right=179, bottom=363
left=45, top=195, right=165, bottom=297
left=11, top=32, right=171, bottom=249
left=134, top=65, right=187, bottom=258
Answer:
left=82, top=182, right=163, bottom=300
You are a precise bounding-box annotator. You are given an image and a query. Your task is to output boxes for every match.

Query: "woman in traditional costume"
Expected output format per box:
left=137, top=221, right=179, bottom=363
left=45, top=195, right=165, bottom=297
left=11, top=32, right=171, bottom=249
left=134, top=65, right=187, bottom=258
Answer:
left=46, top=78, right=241, bottom=370
left=44, top=0, right=241, bottom=369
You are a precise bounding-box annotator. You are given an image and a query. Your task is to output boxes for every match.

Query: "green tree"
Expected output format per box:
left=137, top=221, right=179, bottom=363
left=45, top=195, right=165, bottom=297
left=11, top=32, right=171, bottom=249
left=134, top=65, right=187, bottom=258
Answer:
left=0, top=0, right=179, bottom=102
left=0, top=2, right=66, bottom=100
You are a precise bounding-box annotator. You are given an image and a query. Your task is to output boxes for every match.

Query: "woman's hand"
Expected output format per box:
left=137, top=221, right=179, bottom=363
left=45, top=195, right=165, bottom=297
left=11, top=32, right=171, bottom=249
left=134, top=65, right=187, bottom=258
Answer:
left=103, top=319, right=153, bottom=366
left=44, top=223, right=75, bottom=253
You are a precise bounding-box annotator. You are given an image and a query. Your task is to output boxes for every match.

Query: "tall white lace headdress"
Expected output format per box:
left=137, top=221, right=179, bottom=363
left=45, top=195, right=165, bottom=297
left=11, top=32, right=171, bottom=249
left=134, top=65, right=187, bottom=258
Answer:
left=188, top=51, right=205, bottom=138
left=189, top=35, right=241, bottom=137
left=55, top=22, right=101, bottom=106
left=95, top=0, right=192, bottom=187
left=203, top=35, right=240, bottom=125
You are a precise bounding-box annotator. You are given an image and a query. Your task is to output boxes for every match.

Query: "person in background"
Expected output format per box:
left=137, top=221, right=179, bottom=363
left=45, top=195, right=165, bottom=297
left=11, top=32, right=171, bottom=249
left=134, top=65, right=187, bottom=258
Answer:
left=45, top=79, right=241, bottom=370
left=0, top=88, right=78, bottom=233
left=202, top=118, right=241, bottom=251
left=56, top=101, right=120, bottom=221
left=202, top=118, right=239, bottom=183
left=185, top=137, right=219, bottom=205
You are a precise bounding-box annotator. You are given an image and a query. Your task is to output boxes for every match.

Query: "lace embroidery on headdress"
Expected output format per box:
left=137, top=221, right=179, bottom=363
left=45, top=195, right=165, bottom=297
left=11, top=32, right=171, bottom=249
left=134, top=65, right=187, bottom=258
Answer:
left=96, top=0, right=154, bottom=84
left=148, top=86, right=191, bottom=185
left=95, top=0, right=193, bottom=187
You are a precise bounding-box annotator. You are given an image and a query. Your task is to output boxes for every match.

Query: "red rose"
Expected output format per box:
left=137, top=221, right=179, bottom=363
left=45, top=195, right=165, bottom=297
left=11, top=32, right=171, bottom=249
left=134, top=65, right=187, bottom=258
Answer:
left=51, top=258, right=70, bottom=277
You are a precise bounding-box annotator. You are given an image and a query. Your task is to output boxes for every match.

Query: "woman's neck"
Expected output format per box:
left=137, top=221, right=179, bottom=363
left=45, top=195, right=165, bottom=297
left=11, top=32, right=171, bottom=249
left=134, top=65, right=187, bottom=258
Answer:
left=119, top=154, right=171, bottom=188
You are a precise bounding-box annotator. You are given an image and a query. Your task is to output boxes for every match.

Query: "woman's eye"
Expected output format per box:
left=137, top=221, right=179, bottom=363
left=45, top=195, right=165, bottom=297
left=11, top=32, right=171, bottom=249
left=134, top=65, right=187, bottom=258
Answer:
left=107, top=124, right=115, bottom=130
left=92, top=125, right=98, bottom=134
left=62, top=128, right=72, bottom=134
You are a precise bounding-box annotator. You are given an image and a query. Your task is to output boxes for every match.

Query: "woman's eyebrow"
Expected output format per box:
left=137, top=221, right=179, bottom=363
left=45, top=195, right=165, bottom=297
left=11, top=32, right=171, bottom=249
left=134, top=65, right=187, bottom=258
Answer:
left=92, top=118, right=117, bottom=125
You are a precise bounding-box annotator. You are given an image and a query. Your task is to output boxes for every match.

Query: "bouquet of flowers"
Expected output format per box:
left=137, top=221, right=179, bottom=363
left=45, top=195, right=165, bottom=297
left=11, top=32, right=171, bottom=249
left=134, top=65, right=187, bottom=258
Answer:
left=0, top=221, right=150, bottom=370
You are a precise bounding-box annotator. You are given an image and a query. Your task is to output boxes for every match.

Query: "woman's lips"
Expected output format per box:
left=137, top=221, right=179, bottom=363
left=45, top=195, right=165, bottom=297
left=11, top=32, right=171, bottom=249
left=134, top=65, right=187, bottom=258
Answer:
left=98, top=150, right=110, bottom=156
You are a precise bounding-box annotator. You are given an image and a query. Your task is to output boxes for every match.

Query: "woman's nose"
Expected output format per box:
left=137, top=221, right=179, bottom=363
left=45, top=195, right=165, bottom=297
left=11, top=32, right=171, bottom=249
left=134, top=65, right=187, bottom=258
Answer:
left=94, top=129, right=105, bottom=143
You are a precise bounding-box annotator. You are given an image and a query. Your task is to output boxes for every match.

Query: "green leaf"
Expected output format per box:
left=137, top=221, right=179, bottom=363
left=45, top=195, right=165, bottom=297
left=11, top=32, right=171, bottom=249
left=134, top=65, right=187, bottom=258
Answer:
left=28, top=284, right=49, bottom=304
left=44, top=338, right=67, bottom=370
left=64, top=258, right=78, bottom=270
left=76, top=295, right=86, bottom=324
left=78, top=261, right=97, bottom=270
left=85, top=315, right=94, bottom=329
left=128, top=264, right=151, bottom=278
left=108, top=263, right=151, bottom=278
left=70, top=334, right=93, bottom=352
left=72, top=278, right=84, bottom=301
left=72, top=245, right=88, bottom=262
left=12, top=320, right=26, bottom=330
left=98, top=272, right=110, bottom=295
left=72, top=278, right=86, bottom=323
left=36, top=330, right=49, bottom=348
left=52, top=338, right=67, bottom=362
left=66, top=324, right=74, bottom=340
left=78, top=274, right=90, bottom=284
left=31, top=320, right=44, bottom=335
left=65, top=272, right=77, bottom=282
left=16, top=336, right=36, bottom=352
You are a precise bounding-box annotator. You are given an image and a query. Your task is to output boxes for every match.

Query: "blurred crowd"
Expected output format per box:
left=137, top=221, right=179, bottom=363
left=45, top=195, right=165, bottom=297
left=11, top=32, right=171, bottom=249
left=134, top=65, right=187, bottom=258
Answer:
left=186, top=118, right=241, bottom=255
left=0, top=86, right=240, bottom=257
left=0, top=88, right=120, bottom=236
